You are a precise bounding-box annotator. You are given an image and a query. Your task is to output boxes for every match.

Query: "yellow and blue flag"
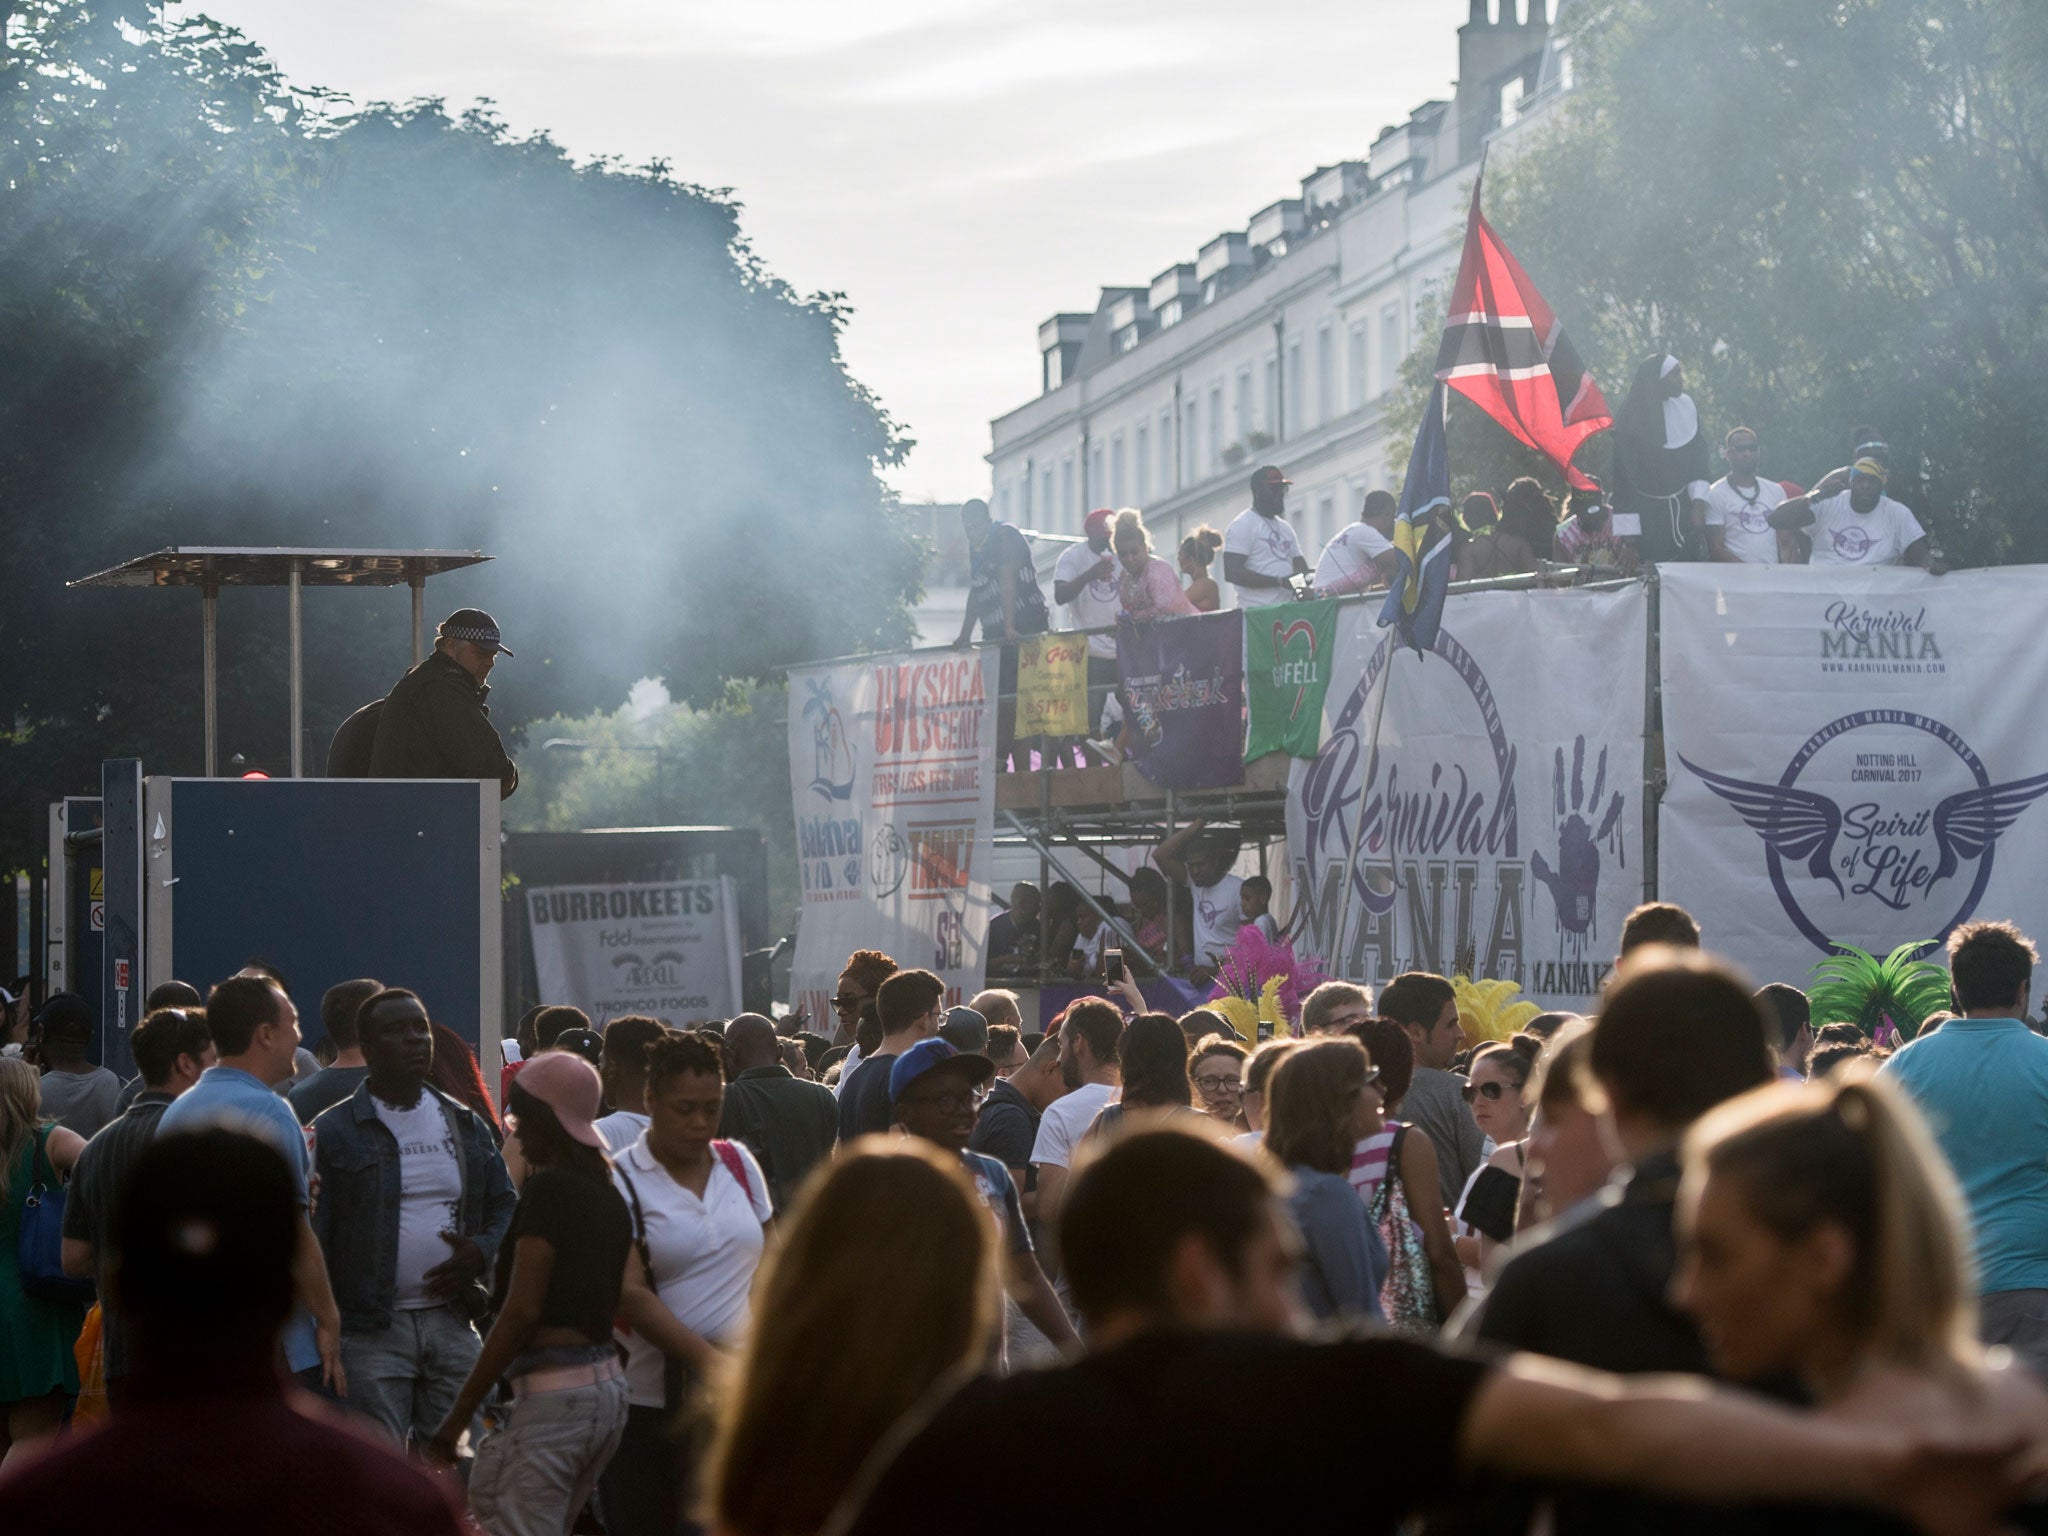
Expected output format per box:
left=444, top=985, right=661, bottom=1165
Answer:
left=1378, top=380, right=1453, bottom=654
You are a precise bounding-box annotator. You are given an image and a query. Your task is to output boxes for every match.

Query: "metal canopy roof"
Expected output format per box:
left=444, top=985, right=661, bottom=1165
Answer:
left=68, top=545, right=492, bottom=778
left=69, top=547, right=490, bottom=590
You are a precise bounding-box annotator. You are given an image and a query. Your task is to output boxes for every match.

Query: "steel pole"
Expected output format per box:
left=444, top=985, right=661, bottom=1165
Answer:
left=202, top=571, right=219, bottom=778
left=410, top=571, right=426, bottom=665
left=288, top=559, right=304, bottom=777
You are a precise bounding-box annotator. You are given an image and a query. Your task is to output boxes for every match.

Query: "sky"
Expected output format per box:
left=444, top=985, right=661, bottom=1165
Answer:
left=196, top=0, right=1480, bottom=503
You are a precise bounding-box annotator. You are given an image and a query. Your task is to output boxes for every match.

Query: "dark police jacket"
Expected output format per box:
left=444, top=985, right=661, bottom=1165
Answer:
left=368, top=650, right=518, bottom=797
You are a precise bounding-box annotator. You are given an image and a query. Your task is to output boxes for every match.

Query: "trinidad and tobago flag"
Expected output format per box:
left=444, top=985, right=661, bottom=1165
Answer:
left=1435, top=174, right=1609, bottom=490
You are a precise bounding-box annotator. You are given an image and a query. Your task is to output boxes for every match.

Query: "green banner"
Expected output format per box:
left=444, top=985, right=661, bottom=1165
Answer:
left=1244, top=598, right=1337, bottom=761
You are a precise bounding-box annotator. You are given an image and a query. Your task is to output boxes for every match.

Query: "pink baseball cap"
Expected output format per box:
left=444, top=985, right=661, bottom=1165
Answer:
left=1084, top=508, right=1115, bottom=537
left=513, top=1050, right=605, bottom=1148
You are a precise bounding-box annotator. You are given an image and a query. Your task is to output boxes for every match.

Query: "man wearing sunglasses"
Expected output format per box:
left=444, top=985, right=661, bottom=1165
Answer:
left=891, top=1039, right=1079, bottom=1360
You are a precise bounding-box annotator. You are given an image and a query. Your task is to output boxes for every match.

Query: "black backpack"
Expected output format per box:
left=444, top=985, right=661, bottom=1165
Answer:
left=326, top=698, right=384, bottom=777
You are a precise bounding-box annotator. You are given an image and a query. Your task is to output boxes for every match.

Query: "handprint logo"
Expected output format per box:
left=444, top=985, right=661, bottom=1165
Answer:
left=1531, top=737, right=1627, bottom=955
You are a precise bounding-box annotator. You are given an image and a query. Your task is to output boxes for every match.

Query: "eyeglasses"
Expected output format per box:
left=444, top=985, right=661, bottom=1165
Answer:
left=830, top=994, right=864, bottom=1012
left=1462, top=1080, right=1508, bottom=1103
left=1193, top=1074, right=1242, bottom=1094
left=901, top=1090, right=985, bottom=1116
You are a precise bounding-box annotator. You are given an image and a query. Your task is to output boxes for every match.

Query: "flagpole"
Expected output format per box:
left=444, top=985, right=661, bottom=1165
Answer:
left=1330, top=635, right=1397, bottom=980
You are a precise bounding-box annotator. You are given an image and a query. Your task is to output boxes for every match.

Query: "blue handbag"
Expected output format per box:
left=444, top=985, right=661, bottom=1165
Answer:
left=18, top=1127, right=94, bottom=1304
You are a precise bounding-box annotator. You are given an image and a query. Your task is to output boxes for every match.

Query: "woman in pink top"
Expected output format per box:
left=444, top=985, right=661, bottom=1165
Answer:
left=1114, top=509, right=1198, bottom=623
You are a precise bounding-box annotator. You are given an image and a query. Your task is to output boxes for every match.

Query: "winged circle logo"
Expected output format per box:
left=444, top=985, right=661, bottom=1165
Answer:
left=1682, top=708, right=2048, bottom=955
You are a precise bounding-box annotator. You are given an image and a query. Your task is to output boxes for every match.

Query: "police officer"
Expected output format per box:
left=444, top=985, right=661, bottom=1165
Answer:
left=368, top=609, right=519, bottom=798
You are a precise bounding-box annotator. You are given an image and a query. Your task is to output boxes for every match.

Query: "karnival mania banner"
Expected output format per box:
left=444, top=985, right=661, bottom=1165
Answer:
left=1287, top=584, right=1649, bottom=1011
left=1660, top=564, right=2048, bottom=990
left=788, top=649, right=999, bottom=1022
left=528, top=876, right=743, bottom=1027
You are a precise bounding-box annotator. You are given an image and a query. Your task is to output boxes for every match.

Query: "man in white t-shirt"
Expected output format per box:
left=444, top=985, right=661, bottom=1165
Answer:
left=1029, top=999, right=1123, bottom=1280
left=310, top=990, right=517, bottom=1446
left=1223, top=465, right=1309, bottom=608
left=1770, top=455, right=1938, bottom=570
left=1314, top=489, right=1402, bottom=595
left=1702, top=427, right=1786, bottom=565
left=1052, top=508, right=1124, bottom=739
left=1153, top=816, right=1245, bottom=983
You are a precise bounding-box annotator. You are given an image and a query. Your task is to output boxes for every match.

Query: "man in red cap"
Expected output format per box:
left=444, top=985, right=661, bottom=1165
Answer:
left=1052, top=508, right=1122, bottom=752
left=1224, top=466, right=1309, bottom=608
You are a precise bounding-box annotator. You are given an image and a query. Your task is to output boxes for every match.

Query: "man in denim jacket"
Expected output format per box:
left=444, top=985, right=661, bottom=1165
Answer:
left=310, top=989, right=516, bottom=1446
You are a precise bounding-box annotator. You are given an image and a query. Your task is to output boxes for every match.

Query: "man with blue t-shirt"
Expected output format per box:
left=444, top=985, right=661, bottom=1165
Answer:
left=1885, top=920, right=2048, bottom=1375
left=891, top=1038, right=1078, bottom=1357
left=158, top=974, right=346, bottom=1394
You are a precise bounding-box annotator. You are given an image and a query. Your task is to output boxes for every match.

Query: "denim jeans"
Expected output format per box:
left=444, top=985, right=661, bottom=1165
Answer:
left=337, top=1304, right=481, bottom=1447
left=469, top=1368, right=630, bottom=1536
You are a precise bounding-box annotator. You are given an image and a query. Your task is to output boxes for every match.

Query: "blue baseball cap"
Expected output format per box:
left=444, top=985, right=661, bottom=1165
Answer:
left=888, top=1038, right=995, bottom=1106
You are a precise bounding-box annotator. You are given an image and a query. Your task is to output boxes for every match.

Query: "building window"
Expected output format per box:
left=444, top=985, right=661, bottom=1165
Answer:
left=1207, top=384, right=1224, bottom=472
left=1317, top=491, right=1336, bottom=551
left=1348, top=323, right=1367, bottom=412
left=1160, top=407, right=1174, bottom=490
left=1136, top=424, right=1150, bottom=503
left=1499, top=74, right=1526, bottom=128
left=1183, top=399, right=1198, bottom=484
left=1235, top=365, right=1253, bottom=447
left=1264, top=356, right=1278, bottom=435
left=1061, top=456, right=1075, bottom=528
left=1286, top=340, right=1303, bottom=438
left=999, top=485, right=1011, bottom=521
left=1379, top=302, right=1403, bottom=396
left=1090, top=442, right=1104, bottom=511
left=1316, top=323, right=1335, bottom=429
left=1042, top=467, right=1054, bottom=525
left=1110, top=434, right=1126, bottom=506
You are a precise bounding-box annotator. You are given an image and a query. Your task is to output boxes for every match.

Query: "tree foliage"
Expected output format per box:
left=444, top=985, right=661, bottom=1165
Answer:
left=506, top=683, right=799, bottom=933
left=1391, top=0, right=2048, bottom=558
left=0, top=3, right=921, bottom=872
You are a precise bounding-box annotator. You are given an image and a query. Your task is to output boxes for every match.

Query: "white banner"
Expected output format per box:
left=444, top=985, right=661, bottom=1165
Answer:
left=1659, top=564, right=2048, bottom=992
left=527, top=876, right=743, bottom=1027
left=787, top=649, right=998, bottom=1022
left=1287, top=584, right=1649, bottom=1011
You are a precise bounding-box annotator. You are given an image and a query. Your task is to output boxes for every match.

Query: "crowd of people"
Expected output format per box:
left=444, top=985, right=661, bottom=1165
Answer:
left=3, top=897, right=2048, bottom=1532
left=984, top=820, right=1277, bottom=982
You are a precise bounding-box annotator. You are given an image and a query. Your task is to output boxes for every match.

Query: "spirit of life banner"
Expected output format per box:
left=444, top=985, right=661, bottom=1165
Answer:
left=1659, top=564, right=2048, bottom=993
left=527, top=877, right=744, bottom=1027
left=787, top=648, right=999, bottom=1024
left=1286, top=584, right=1649, bottom=1011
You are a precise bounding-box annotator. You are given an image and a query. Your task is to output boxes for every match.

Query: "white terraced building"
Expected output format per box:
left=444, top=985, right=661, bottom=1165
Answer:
left=985, top=0, right=1577, bottom=589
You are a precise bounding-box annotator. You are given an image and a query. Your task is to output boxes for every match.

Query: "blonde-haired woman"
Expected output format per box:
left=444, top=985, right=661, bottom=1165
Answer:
left=1675, top=1068, right=2048, bottom=1530
left=705, top=1138, right=1000, bottom=1536
left=1113, top=509, right=1197, bottom=624
left=0, top=1056, right=87, bottom=1466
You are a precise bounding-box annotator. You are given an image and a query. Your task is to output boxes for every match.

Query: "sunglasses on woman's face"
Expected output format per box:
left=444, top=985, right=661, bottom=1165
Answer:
left=1462, top=1079, right=1507, bottom=1103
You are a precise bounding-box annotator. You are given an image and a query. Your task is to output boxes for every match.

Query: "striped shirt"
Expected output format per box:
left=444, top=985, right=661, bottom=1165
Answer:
left=1347, top=1124, right=1399, bottom=1210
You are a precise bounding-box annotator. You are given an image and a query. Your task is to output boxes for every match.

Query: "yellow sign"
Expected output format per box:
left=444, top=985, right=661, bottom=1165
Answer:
left=1015, top=633, right=1089, bottom=737
left=89, top=868, right=103, bottom=900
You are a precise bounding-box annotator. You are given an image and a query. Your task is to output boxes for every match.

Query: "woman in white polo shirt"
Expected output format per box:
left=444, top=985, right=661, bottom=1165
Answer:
left=603, top=1031, right=772, bottom=1536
